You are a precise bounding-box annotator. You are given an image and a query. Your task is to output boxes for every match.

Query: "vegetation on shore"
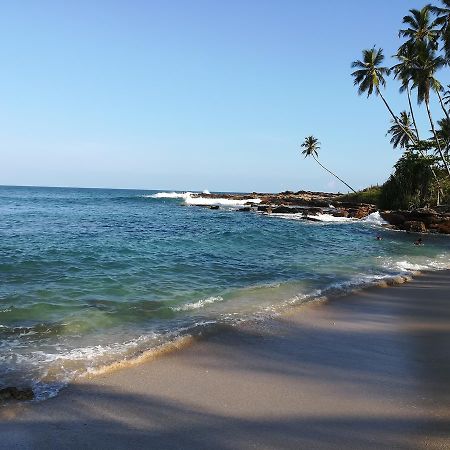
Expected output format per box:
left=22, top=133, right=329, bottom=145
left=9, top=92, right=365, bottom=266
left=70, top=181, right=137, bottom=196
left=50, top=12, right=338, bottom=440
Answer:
left=306, top=1, right=450, bottom=211
left=351, top=1, right=450, bottom=209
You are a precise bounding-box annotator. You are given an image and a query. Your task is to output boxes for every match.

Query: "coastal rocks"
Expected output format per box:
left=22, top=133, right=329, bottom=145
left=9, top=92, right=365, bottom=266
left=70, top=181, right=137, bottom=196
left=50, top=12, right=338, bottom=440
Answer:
left=0, top=387, right=34, bottom=402
left=332, top=203, right=376, bottom=219
left=271, top=206, right=302, bottom=214
left=404, top=221, right=427, bottom=233
left=381, top=209, right=450, bottom=234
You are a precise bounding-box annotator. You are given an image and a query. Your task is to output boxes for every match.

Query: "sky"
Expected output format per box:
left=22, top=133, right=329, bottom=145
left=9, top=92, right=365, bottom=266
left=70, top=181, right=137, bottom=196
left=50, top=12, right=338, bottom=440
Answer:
left=0, top=0, right=448, bottom=193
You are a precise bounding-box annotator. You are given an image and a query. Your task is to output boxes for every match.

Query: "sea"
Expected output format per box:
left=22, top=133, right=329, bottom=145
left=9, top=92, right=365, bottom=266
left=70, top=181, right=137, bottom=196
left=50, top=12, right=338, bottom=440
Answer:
left=1, top=185, right=449, bottom=400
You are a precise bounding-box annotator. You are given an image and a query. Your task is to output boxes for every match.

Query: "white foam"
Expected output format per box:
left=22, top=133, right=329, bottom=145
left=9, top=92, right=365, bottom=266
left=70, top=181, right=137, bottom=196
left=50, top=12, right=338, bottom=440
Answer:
left=271, top=213, right=354, bottom=223
left=171, top=296, right=224, bottom=312
left=184, top=196, right=261, bottom=207
left=362, top=211, right=388, bottom=226
left=382, top=254, right=450, bottom=273
left=202, top=189, right=211, bottom=195
left=147, top=192, right=193, bottom=199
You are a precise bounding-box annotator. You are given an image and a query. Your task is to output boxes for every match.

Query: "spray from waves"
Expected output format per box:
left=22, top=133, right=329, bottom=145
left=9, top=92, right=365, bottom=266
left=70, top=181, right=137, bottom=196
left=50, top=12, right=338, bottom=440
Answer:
left=146, top=192, right=194, bottom=199
left=184, top=196, right=261, bottom=207
left=362, top=211, right=388, bottom=226
left=144, top=191, right=262, bottom=206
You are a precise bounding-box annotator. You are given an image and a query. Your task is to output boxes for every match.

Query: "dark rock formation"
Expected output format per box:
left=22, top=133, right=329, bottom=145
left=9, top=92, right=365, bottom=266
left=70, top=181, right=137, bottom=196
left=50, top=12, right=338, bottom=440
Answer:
left=404, top=221, right=427, bottom=233
left=0, top=387, right=34, bottom=402
left=381, top=209, right=450, bottom=234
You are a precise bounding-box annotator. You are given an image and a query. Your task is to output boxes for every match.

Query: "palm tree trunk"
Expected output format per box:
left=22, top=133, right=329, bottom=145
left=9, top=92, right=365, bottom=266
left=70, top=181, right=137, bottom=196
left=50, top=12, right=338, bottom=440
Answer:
left=425, top=98, right=450, bottom=177
left=407, top=83, right=420, bottom=141
left=436, top=89, right=450, bottom=122
left=405, top=87, right=443, bottom=202
left=312, top=155, right=357, bottom=193
left=377, top=87, right=418, bottom=145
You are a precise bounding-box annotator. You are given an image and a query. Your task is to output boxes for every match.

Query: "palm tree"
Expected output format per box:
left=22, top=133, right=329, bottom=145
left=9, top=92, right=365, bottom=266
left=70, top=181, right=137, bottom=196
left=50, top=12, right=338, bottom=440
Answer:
left=387, top=111, right=414, bottom=149
left=430, top=0, right=450, bottom=59
left=300, top=136, right=356, bottom=193
left=392, top=43, right=421, bottom=140
left=351, top=47, right=417, bottom=144
left=410, top=42, right=450, bottom=176
left=399, top=6, right=440, bottom=51
left=437, top=117, right=450, bottom=156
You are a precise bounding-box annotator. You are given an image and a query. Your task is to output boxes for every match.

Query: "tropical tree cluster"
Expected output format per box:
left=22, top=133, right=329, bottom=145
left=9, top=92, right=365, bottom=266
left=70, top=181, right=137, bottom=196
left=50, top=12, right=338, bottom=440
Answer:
left=351, top=1, right=450, bottom=208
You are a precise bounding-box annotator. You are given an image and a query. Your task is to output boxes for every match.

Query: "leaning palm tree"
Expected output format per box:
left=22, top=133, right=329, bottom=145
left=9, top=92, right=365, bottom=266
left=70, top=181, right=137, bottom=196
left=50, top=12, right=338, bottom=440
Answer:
left=351, top=47, right=417, bottom=144
left=392, top=44, right=420, bottom=140
left=300, top=136, right=356, bottom=193
left=399, top=6, right=440, bottom=51
left=411, top=42, right=450, bottom=176
left=387, top=111, right=414, bottom=149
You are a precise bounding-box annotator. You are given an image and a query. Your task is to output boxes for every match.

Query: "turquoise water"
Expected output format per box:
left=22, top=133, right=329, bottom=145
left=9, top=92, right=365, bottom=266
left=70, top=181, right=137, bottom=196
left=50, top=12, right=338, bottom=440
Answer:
left=1, top=185, right=449, bottom=399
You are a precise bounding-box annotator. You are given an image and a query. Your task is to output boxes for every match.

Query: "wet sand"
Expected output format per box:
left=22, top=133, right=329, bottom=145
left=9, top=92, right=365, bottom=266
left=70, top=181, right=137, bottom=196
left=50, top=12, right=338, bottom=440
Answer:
left=2, top=271, right=450, bottom=449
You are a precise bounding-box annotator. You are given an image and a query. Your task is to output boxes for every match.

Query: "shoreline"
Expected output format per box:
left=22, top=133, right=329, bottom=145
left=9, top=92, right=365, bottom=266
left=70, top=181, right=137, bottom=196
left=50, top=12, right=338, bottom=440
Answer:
left=2, top=270, right=450, bottom=449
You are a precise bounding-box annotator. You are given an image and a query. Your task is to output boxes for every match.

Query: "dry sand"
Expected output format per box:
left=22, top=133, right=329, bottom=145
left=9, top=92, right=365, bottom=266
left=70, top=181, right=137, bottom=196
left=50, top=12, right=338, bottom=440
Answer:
left=1, top=271, right=450, bottom=449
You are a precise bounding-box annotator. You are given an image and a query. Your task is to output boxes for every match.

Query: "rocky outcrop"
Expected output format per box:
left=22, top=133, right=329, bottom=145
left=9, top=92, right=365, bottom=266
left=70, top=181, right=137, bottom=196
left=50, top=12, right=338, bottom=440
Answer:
left=0, top=387, right=34, bottom=402
left=381, top=209, right=450, bottom=234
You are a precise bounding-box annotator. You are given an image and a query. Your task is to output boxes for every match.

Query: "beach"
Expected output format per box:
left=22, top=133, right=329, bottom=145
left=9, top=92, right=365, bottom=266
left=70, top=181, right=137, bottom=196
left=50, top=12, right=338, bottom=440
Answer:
left=2, top=270, right=450, bottom=449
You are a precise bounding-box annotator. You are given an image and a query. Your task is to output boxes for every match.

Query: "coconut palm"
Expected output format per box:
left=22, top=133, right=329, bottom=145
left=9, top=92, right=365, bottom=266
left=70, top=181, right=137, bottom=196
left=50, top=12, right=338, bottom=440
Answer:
left=410, top=42, right=450, bottom=176
left=392, top=43, right=420, bottom=140
left=387, top=111, right=414, bottom=149
left=351, top=47, right=417, bottom=144
left=437, top=117, right=450, bottom=156
left=399, top=6, right=440, bottom=51
left=300, top=136, right=356, bottom=193
left=430, top=0, right=450, bottom=59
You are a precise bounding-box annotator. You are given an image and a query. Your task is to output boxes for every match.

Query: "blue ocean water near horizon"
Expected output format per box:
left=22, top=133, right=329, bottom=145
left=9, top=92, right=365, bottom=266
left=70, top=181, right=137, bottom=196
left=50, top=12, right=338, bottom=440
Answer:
left=1, top=185, right=450, bottom=400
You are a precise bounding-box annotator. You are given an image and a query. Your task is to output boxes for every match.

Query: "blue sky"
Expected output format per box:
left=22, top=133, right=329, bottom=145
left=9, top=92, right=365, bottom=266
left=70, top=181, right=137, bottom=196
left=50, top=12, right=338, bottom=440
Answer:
left=0, top=0, right=447, bottom=192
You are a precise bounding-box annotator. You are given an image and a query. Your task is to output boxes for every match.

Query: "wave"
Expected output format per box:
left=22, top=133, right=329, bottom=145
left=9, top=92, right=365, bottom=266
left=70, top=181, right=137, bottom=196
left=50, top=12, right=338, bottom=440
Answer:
left=270, top=212, right=355, bottom=223
left=6, top=254, right=449, bottom=402
left=171, top=296, right=224, bottom=312
left=184, top=196, right=261, bottom=207
left=146, top=191, right=194, bottom=199
left=144, top=192, right=261, bottom=207
left=382, top=254, right=450, bottom=272
left=362, top=211, right=388, bottom=226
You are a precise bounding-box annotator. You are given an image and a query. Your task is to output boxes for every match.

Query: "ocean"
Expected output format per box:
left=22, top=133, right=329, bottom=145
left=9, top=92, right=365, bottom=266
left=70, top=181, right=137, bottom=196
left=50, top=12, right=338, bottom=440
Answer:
left=1, top=185, right=449, bottom=400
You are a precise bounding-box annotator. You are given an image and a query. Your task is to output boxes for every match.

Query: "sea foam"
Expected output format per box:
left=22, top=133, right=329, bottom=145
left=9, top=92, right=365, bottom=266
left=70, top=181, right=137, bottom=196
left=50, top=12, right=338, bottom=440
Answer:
left=147, top=192, right=193, bottom=199
left=184, top=196, right=261, bottom=207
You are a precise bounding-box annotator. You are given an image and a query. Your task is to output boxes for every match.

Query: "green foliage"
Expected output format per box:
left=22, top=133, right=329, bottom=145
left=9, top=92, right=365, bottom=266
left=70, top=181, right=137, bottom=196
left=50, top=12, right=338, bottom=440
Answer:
left=300, top=136, right=320, bottom=158
left=387, top=111, right=414, bottom=148
left=378, top=152, right=439, bottom=209
left=351, top=48, right=390, bottom=97
left=338, top=186, right=382, bottom=205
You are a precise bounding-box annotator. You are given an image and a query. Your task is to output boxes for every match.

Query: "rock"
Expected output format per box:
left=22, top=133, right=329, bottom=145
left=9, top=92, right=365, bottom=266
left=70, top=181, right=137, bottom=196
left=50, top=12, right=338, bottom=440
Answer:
left=257, top=205, right=271, bottom=212
left=429, top=219, right=450, bottom=234
left=209, top=205, right=219, bottom=210
left=0, top=387, right=34, bottom=402
left=237, top=207, right=251, bottom=212
left=403, top=221, right=427, bottom=233
left=272, top=206, right=301, bottom=214
left=380, top=212, right=406, bottom=226
left=331, top=210, right=348, bottom=218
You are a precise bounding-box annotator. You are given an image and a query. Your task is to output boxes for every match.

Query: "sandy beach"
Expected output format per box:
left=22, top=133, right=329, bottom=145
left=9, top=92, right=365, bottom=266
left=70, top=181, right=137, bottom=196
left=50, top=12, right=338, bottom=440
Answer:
left=2, top=271, right=450, bottom=449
